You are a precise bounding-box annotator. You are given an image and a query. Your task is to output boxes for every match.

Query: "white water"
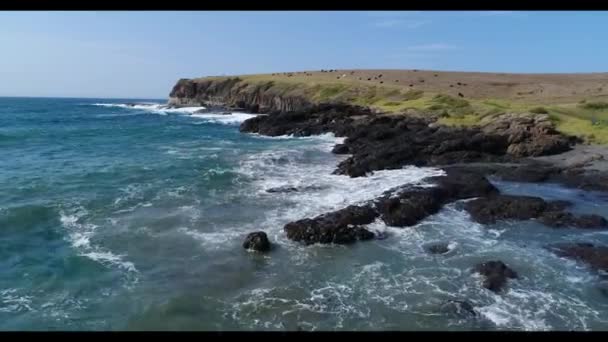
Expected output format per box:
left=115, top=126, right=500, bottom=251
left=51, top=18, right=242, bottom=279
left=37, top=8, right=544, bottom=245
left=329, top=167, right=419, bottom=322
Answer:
left=91, top=103, right=256, bottom=124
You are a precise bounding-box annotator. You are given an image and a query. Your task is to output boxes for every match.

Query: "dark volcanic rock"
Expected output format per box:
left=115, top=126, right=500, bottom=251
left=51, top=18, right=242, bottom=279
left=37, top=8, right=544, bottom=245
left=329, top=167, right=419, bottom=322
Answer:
left=283, top=205, right=377, bottom=245
left=332, top=144, right=350, bottom=154
left=377, top=188, right=445, bottom=227
left=464, top=195, right=547, bottom=224
left=243, top=231, right=271, bottom=252
left=240, top=108, right=517, bottom=178
left=473, top=260, right=518, bottom=293
left=539, top=211, right=608, bottom=229
left=266, top=186, right=298, bottom=193
left=549, top=243, right=608, bottom=272
left=373, top=168, right=498, bottom=228
left=465, top=194, right=608, bottom=229
left=239, top=105, right=575, bottom=179
left=426, top=242, right=451, bottom=255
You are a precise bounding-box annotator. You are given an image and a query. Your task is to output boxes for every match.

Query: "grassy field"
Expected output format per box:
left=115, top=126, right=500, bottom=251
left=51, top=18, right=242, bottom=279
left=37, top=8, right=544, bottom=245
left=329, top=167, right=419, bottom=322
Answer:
left=196, top=70, right=608, bottom=144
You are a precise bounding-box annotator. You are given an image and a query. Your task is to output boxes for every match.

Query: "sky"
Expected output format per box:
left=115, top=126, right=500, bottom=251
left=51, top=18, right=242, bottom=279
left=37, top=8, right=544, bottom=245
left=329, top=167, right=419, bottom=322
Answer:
left=0, top=11, right=606, bottom=99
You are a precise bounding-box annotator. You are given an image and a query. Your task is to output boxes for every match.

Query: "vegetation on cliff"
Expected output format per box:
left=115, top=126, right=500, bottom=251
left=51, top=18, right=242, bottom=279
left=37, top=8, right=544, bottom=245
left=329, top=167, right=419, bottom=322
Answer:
left=171, top=70, right=608, bottom=144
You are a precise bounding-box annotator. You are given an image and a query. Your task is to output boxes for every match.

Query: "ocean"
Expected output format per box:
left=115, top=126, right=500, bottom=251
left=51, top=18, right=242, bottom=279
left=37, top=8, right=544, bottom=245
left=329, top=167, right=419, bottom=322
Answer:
left=2, top=97, right=608, bottom=331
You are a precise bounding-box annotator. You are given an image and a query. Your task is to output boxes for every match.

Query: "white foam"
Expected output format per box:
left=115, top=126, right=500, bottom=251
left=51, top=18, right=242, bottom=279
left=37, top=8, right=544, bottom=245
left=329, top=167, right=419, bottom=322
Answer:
left=80, top=251, right=137, bottom=273
left=178, top=227, right=242, bottom=250
left=91, top=103, right=256, bottom=125
left=190, top=112, right=257, bottom=124
left=92, top=102, right=202, bottom=114
left=60, top=208, right=138, bottom=274
left=0, top=288, right=33, bottom=313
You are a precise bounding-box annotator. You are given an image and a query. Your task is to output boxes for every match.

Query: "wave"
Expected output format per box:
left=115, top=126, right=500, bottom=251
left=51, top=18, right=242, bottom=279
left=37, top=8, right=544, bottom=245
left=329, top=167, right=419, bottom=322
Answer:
left=59, top=207, right=137, bottom=274
left=90, top=102, right=256, bottom=124
left=0, top=288, right=33, bottom=313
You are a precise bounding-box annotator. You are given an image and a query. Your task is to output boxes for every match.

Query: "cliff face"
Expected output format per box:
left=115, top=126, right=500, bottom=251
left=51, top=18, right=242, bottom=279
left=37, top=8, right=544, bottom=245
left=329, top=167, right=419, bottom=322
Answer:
left=168, top=78, right=315, bottom=113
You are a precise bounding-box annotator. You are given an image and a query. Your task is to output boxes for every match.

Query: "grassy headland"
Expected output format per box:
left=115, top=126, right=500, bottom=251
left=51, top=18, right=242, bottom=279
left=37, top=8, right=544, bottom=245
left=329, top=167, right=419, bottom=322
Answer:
left=194, top=70, right=608, bottom=144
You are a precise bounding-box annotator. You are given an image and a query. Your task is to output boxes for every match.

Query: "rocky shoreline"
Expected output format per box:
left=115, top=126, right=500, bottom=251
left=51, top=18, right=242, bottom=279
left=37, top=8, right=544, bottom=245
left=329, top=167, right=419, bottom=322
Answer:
left=169, top=75, right=608, bottom=295
left=235, top=102, right=608, bottom=294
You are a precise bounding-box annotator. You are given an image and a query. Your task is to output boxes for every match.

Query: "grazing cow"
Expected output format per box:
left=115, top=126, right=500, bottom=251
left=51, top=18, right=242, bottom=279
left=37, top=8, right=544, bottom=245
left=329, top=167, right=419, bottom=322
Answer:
left=380, top=81, right=384, bottom=84
left=434, top=74, right=438, bottom=77
left=395, top=80, right=399, bottom=82
left=409, top=84, right=414, bottom=87
left=449, top=85, right=454, bottom=87
left=457, top=82, right=462, bottom=85
left=378, top=74, right=383, bottom=78
left=458, top=92, right=464, bottom=97
left=419, top=79, right=425, bottom=83
left=368, top=78, right=372, bottom=81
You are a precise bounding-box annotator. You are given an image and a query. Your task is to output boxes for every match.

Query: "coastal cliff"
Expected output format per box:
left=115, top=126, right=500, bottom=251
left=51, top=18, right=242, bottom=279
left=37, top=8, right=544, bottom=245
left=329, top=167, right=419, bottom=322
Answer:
left=168, top=77, right=316, bottom=113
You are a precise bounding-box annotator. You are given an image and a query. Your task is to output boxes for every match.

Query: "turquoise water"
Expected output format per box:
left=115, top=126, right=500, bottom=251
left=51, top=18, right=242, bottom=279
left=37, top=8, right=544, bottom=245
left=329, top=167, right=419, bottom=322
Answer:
left=2, top=97, right=608, bottom=331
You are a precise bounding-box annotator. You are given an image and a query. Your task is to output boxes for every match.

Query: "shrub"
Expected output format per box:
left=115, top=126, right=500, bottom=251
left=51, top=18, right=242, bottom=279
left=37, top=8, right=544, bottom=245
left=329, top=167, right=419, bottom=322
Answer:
left=582, top=102, right=608, bottom=110
left=530, top=107, right=549, bottom=114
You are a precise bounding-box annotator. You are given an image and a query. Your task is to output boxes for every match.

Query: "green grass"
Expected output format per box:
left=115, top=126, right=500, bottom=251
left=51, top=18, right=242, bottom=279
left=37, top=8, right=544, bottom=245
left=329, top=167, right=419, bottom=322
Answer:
left=530, top=106, right=549, bottom=114
left=581, top=101, right=608, bottom=110
left=195, top=74, right=608, bottom=145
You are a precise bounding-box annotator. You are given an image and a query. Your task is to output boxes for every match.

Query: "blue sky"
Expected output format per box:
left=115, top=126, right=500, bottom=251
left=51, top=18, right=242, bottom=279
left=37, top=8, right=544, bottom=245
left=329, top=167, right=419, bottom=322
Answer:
left=0, top=11, right=606, bottom=99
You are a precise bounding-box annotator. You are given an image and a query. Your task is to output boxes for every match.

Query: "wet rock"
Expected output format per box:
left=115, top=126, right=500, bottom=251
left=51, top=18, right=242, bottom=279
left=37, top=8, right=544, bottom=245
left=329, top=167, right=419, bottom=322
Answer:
left=464, top=195, right=548, bottom=224
left=539, top=211, right=607, bottom=229
left=465, top=194, right=608, bottom=229
left=547, top=200, right=573, bottom=211
left=375, top=168, right=498, bottom=228
left=377, top=188, right=444, bottom=227
left=440, top=300, right=477, bottom=318
left=374, top=231, right=389, bottom=240
left=283, top=205, right=377, bottom=245
left=266, top=186, right=299, bottom=193
left=332, top=143, right=350, bottom=154
left=426, top=242, right=450, bottom=255
left=548, top=243, right=608, bottom=272
left=243, top=231, right=271, bottom=252
left=473, top=260, right=518, bottom=293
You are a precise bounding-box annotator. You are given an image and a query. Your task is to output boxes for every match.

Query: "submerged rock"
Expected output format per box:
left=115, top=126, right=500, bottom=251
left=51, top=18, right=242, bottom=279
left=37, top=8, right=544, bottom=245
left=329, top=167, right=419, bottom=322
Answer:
left=538, top=211, right=608, bottom=229
left=440, top=300, right=477, bottom=318
left=266, top=186, right=299, bottom=193
left=548, top=243, right=608, bottom=272
left=426, top=242, right=451, bottom=255
left=243, top=231, right=271, bottom=252
left=473, top=260, right=518, bottom=293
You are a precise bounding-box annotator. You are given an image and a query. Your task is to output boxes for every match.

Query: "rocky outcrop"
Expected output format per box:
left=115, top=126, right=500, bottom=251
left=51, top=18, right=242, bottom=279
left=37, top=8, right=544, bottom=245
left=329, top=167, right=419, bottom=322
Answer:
left=239, top=107, right=577, bottom=178
left=169, top=78, right=315, bottom=113
left=283, top=168, right=498, bottom=245
left=283, top=205, right=377, bottom=245
left=548, top=243, right=608, bottom=272
left=473, top=261, right=518, bottom=293
left=464, top=195, right=607, bottom=229
left=480, top=113, right=575, bottom=157
left=243, top=231, right=272, bottom=252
